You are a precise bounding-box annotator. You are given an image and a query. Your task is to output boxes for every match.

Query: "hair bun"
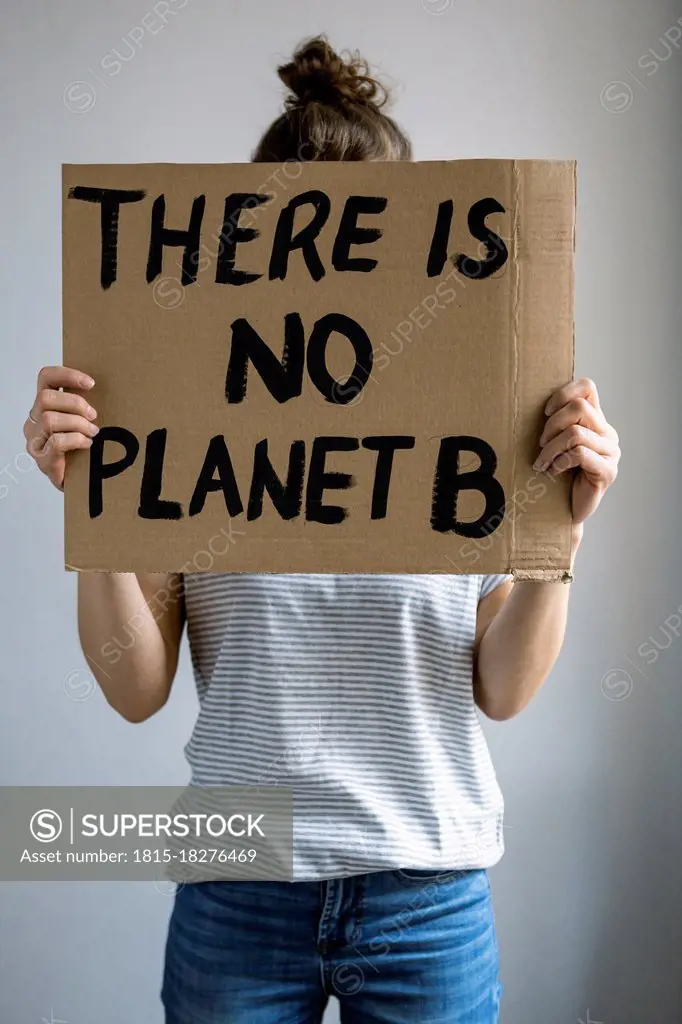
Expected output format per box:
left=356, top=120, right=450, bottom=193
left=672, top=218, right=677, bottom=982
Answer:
left=278, top=36, right=387, bottom=110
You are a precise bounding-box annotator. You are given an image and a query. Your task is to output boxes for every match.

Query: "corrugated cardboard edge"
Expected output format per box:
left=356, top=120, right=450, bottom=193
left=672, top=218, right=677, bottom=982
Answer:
left=509, top=161, right=521, bottom=571
left=65, top=562, right=575, bottom=580
left=508, top=160, right=576, bottom=582
left=62, top=164, right=68, bottom=570
left=62, top=164, right=79, bottom=572
left=512, top=567, right=573, bottom=583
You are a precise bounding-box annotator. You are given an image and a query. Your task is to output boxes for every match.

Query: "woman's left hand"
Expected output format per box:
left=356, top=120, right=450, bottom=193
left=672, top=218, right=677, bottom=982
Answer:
left=533, top=377, right=620, bottom=527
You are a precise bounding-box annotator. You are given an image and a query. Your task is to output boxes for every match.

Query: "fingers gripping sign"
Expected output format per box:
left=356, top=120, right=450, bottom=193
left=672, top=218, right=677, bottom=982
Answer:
left=24, top=367, right=99, bottom=490
left=534, top=377, right=620, bottom=526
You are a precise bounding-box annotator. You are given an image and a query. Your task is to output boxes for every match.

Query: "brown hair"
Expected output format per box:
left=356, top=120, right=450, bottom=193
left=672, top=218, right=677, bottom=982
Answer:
left=252, top=36, right=412, bottom=163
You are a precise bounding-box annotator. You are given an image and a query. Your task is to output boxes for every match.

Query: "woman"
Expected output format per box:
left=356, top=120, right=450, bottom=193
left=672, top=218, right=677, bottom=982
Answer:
left=25, top=37, right=620, bottom=1024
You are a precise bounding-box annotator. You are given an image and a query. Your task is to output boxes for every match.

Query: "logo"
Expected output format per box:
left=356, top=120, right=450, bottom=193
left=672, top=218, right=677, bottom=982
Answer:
left=30, top=809, right=63, bottom=843
left=332, top=962, right=365, bottom=996
left=63, top=669, right=96, bottom=702
left=152, top=276, right=186, bottom=310
left=63, top=81, right=96, bottom=114
left=600, top=81, right=634, bottom=113
left=421, top=0, right=455, bottom=13
left=600, top=668, right=634, bottom=701
left=153, top=879, right=185, bottom=896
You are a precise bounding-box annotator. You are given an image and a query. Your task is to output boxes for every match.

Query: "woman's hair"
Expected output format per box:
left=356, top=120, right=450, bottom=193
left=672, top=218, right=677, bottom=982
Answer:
left=252, top=36, right=412, bottom=163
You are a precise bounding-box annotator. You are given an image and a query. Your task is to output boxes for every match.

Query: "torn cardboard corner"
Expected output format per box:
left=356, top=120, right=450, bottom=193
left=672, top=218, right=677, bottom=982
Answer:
left=512, top=568, right=574, bottom=583
left=62, top=158, right=576, bottom=576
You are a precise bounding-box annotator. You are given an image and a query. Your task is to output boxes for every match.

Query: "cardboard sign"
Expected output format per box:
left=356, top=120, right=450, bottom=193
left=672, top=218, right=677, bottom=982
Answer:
left=62, top=160, right=575, bottom=578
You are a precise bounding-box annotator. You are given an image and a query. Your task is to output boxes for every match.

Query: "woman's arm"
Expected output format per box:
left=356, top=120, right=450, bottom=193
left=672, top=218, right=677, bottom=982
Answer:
left=78, top=572, right=185, bottom=723
left=473, top=574, right=570, bottom=720
left=473, top=377, right=620, bottom=721
left=23, top=366, right=186, bottom=723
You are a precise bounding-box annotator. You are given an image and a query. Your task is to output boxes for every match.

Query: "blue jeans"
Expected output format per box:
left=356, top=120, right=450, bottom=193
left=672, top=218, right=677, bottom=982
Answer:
left=161, top=867, right=502, bottom=1023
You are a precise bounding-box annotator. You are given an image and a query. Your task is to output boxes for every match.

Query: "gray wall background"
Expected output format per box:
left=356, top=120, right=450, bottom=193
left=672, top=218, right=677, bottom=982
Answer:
left=1, top=0, right=681, bottom=1021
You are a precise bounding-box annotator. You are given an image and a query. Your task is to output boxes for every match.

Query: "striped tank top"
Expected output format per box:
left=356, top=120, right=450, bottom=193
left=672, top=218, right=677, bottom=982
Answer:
left=183, top=572, right=510, bottom=881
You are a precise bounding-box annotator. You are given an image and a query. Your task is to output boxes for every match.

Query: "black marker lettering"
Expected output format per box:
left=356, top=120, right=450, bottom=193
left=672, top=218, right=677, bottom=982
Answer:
left=88, top=426, right=140, bottom=518
left=146, top=194, right=206, bottom=286
left=426, top=199, right=454, bottom=278
left=269, top=190, right=331, bottom=282
left=362, top=436, right=416, bottom=519
left=331, top=195, right=387, bottom=272
left=215, top=193, right=268, bottom=285
left=247, top=439, right=305, bottom=520
left=431, top=436, right=505, bottom=537
left=454, top=198, right=508, bottom=280
left=68, top=187, right=146, bottom=289
left=306, top=437, right=360, bottom=524
left=138, top=429, right=182, bottom=520
left=306, top=313, right=373, bottom=405
left=226, top=313, right=305, bottom=404
left=189, top=435, right=243, bottom=517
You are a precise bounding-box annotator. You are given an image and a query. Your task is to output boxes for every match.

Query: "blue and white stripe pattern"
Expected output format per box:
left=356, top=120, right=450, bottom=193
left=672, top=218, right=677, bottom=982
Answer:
left=183, top=572, right=510, bottom=881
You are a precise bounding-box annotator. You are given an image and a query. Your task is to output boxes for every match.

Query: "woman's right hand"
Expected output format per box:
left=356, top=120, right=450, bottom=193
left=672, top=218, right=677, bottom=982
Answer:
left=23, top=366, right=99, bottom=491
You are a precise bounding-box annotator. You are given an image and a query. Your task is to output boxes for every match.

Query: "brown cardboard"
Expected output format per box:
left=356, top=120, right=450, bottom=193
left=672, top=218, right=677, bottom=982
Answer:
left=62, top=160, right=575, bottom=577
